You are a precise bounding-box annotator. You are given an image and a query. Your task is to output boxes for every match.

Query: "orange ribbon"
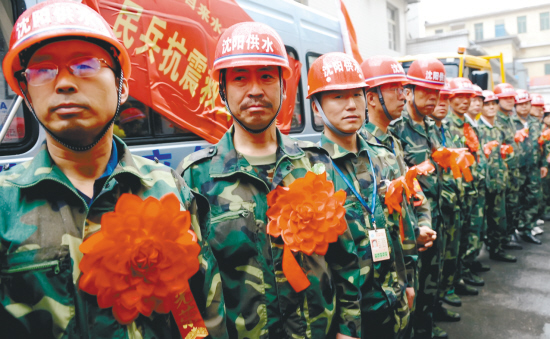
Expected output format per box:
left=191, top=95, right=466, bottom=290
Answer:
left=385, top=161, right=435, bottom=241
left=463, top=123, right=480, bottom=153
left=501, top=144, right=514, bottom=159
left=483, top=140, right=499, bottom=158
left=514, top=128, right=529, bottom=143
left=266, top=171, right=348, bottom=292
left=432, top=147, right=475, bottom=182
left=539, top=129, right=550, bottom=146
left=78, top=193, right=207, bottom=338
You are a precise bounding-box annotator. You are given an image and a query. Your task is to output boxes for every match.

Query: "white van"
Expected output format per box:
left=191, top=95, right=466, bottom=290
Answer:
left=0, top=0, right=343, bottom=171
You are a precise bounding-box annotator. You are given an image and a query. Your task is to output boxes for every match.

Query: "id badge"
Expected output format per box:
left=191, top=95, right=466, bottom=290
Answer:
left=369, top=229, right=390, bottom=262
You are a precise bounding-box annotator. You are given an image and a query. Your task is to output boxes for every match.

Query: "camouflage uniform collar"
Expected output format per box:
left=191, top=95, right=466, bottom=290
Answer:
left=497, top=109, right=513, bottom=121
left=320, top=133, right=369, bottom=160
left=363, top=122, right=391, bottom=143
left=209, top=126, right=305, bottom=176
left=448, top=111, right=465, bottom=127
left=402, top=109, right=433, bottom=138
left=8, top=136, right=147, bottom=188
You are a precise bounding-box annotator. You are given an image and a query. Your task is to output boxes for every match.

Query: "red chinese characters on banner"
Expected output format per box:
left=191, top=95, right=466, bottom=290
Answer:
left=85, top=0, right=302, bottom=143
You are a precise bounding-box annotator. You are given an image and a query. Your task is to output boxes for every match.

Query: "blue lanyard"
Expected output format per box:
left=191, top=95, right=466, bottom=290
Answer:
left=440, top=126, right=447, bottom=147
left=331, top=149, right=378, bottom=228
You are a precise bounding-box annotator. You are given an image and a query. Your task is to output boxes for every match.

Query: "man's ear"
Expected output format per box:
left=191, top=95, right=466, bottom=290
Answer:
left=311, top=97, right=320, bottom=116
left=282, top=78, right=287, bottom=101
left=366, top=91, right=377, bottom=107
left=119, top=78, right=130, bottom=105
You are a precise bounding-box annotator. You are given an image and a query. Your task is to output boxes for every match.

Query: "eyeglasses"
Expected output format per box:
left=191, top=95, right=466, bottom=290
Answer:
left=18, top=57, right=116, bottom=86
left=382, top=87, right=405, bottom=96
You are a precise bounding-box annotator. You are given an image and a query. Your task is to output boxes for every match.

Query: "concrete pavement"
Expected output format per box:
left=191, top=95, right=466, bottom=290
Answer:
left=440, top=227, right=550, bottom=339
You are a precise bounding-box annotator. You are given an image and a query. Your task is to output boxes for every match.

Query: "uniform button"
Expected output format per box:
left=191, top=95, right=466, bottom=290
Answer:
left=209, top=147, right=215, bottom=153
left=286, top=165, right=291, bottom=170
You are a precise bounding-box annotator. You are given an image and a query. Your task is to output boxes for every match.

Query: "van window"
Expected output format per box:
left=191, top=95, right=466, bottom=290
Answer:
left=306, top=52, right=323, bottom=131
left=0, top=0, right=38, bottom=155
left=285, top=46, right=304, bottom=133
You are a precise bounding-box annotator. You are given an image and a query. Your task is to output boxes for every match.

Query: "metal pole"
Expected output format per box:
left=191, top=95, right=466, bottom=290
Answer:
left=0, top=96, right=23, bottom=144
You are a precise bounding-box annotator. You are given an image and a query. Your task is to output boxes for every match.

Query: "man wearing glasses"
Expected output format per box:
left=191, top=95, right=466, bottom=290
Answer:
left=0, top=0, right=226, bottom=337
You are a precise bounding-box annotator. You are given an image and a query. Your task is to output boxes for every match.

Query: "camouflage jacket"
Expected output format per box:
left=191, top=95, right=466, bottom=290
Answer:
left=0, top=136, right=227, bottom=339
left=389, top=110, right=443, bottom=222
left=477, top=117, right=508, bottom=194
left=496, top=110, right=520, bottom=169
left=528, top=116, right=545, bottom=169
left=431, top=120, right=463, bottom=217
left=511, top=114, right=534, bottom=169
left=359, top=122, right=431, bottom=229
left=178, top=128, right=361, bottom=339
left=320, top=134, right=409, bottom=319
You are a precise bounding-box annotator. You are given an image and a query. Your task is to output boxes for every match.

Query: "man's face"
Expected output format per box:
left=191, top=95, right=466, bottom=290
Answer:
left=468, top=96, right=483, bottom=116
left=449, top=93, right=472, bottom=116
left=377, top=83, right=406, bottom=120
left=482, top=100, right=498, bottom=119
left=499, top=97, right=515, bottom=111
left=406, top=86, right=440, bottom=117
left=431, top=95, right=449, bottom=122
left=25, top=39, right=128, bottom=146
left=530, top=106, right=544, bottom=119
left=515, top=101, right=531, bottom=118
left=315, top=88, right=365, bottom=134
left=224, top=65, right=285, bottom=131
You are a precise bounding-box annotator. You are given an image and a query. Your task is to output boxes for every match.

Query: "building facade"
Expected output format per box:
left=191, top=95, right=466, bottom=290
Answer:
left=425, top=3, right=550, bottom=100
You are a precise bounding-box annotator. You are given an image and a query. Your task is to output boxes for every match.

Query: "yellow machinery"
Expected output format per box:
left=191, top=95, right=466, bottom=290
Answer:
left=398, top=48, right=506, bottom=90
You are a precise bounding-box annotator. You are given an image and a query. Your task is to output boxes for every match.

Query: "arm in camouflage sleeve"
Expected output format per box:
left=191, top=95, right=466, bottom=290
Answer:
left=178, top=171, right=228, bottom=339
left=413, top=190, right=432, bottom=229
left=324, top=167, right=362, bottom=338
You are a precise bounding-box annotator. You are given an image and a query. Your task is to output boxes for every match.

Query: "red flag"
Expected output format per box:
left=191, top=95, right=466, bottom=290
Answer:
left=336, top=0, right=363, bottom=64
left=84, top=0, right=302, bottom=143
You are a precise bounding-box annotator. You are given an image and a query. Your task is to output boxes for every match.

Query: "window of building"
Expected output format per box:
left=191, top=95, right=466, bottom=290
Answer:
left=387, top=4, right=398, bottom=51
left=474, top=23, right=483, bottom=40
left=517, top=16, right=527, bottom=33
left=541, top=12, right=550, bottom=30
left=450, top=23, right=465, bottom=31
left=495, top=20, right=507, bottom=37
left=545, top=63, right=550, bottom=75
left=435, top=29, right=443, bottom=34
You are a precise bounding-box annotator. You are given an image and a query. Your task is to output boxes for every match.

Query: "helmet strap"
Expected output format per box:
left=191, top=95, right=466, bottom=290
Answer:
left=18, top=68, right=124, bottom=152
left=313, top=95, right=355, bottom=137
left=219, top=67, right=284, bottom=135
left=376, top=87, right=395, bottom=122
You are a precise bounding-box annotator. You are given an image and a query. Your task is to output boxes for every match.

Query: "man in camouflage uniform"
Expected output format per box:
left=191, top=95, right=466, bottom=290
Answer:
left=179, top=23, right=361, bottom=339
left=494, top=83, right=522, bottom=257
left=429, top=86, right=462, bottom=324
left=311, top=52, right=410, bottom=338
left=0, top=1, right=227, bottom=337
left=477, top=90, right=509, bottom=263
left=541, top=111, right=550, bottom=220
left=513, top=90, right=544, bottom=245
left=528, top=93, right=547, bottom=236
left=389, top=57, right=446, bottom=339
left=445, top=78, right=486, bottom=295
left=359, top=55, right=437, bottom=337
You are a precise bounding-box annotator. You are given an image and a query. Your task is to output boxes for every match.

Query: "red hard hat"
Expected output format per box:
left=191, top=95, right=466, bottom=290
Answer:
left=406, top=57, right=446, bottom=90
left=515, top=89, right=531, bottom=104
left=2, top=0, right=131, bottom=97
left=472, top=85, right=483, bottom=97
left=530, top=94, right=545, bottom=107
left=119, top=107, right=146, bottom=124
left=307, top=52, right=367, bottom=98
left=361, top=55, right=409, bottom=88
left=448, top=77, right=476, bottom=97
left=212, top=22, right=292, bottom=81
left=493, top=83, right=516, bottom=98
left=482, top=90, right=498, bottom=102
